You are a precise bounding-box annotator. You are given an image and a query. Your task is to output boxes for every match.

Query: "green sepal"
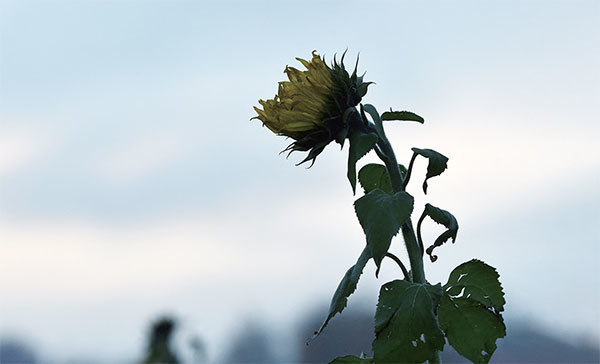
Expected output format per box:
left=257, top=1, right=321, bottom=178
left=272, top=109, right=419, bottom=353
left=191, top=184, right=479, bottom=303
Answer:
left=314, top=248, right=371, bottom=337
left=382, top=109, right=425, bottom=123
left=411, top=148, right=449, bottom=194
left=373, top=280, right=445, bottom=364
left=354, top=189, right=414, bottom=275
left=347, top=131, right=378, bottom=194
left=336, top=107, right=358, bottom=148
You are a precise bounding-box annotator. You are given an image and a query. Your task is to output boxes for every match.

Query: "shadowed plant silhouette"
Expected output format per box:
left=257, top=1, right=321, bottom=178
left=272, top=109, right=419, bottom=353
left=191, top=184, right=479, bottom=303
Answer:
left=141, top=317, right=180, bottom=364
left=253, top=50, right=506, bottom=364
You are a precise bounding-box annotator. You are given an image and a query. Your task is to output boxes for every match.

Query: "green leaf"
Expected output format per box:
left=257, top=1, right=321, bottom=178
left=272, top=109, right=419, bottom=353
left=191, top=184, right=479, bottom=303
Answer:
left=358, top=164, right=391, bottom=195
left=411, top=148, right=449, bottom=194
left=329, top=355, right=373, bottom=364
left=381, top=110, right=425, bottom=123
left=358, top=163, right=407, bottom=195
left=362, top=104, right=384, bottom=136
left=438, top=296, right=506, bottom=364
left=336, top=107, right=355, bottom=147
left=347, top=132, right=378, bottom=194
left=373, top=280, right=445, bottom=364
left=444, top=260, right=505, bottom=312
left=420, top=203, right=459, bottom=262
left=315, top=247, right=371, bottom=336
left=438, top=260, right=506, bottom=364
left=354, top=189, right=414, bottom=273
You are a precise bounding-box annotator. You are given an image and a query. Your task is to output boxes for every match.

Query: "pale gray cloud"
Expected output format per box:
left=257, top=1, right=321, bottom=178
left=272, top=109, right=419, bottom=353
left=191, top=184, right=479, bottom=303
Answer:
left=1, top=0, right=598, bottom=361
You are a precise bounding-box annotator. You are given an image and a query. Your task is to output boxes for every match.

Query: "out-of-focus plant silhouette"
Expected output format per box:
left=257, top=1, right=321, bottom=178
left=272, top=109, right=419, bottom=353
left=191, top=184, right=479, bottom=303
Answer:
left=140, top=317, right=180, bottom=364
left=220, top=322, right=279, bottom=364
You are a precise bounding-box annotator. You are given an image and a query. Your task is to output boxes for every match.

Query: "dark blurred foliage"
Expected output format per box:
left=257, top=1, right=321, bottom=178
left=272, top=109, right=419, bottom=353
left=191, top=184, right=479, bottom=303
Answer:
left=0, top=338, right=37, bottom=364
left=3, top=308, right=598, bottom=363
left=296, top=306, right=600, bottom=364
left=141, top=317, right=180, bottom=364
left=220, top=322, right=279, bottom=364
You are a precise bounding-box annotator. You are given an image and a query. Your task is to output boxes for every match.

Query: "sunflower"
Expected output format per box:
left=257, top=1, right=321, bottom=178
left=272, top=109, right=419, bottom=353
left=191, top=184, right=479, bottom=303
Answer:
left=253, top=51, right=372, bottom=165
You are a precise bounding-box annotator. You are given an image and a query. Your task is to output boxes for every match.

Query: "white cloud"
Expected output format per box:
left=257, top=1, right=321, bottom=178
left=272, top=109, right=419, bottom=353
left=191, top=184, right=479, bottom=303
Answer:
left=91, top=133, right=194, bottom=183
left=0, top=127, right=46, bottom=176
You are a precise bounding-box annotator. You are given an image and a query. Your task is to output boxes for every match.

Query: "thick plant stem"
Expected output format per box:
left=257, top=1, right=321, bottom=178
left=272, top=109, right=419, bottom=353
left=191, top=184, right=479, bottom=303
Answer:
left=375, top=138, right=426, bottom=284
left=400, top=218, right=426, bottom=284
left=376, top=134, right=439, bottom=363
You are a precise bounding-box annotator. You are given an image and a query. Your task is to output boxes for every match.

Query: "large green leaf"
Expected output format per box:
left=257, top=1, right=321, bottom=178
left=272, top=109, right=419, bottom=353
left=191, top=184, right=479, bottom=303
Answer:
left=354, top=189, right=414, bottom=273
left=411, top=148, right=449, bottom=194
left=329, top=355, right=373, bottom=364
left=420, top=203, right=459, bottom=262
left=438, top=260, right=506, bottom=364
left=357, top=163, right=406, bottom=195
left=381, top=110, right=425, bottom=123
left=347, top=131, right=378, bottom=194
left=444, top=260, right=505, bottom=312
left=438, top=296, right=506, bottom=364
left=373, top=280, right=445, bottom=364
left=315, top=247, right=371, bottom=336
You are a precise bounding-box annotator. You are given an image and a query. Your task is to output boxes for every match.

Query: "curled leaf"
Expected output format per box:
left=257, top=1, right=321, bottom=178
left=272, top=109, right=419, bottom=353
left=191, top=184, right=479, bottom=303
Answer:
left=411, top=148, right=448, bottom=194
left=418, top=203, right=459, bottom=262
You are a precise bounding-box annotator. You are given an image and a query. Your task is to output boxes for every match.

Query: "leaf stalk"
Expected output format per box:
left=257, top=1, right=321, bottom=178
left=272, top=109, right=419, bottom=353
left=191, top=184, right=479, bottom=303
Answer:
left=384, top=252, right=411, bottom=282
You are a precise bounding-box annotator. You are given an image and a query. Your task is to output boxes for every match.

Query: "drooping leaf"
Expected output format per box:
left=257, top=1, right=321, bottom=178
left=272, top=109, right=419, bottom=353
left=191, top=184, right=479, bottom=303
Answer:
left=315, top=247, right=371, bottom=336
left=438, top=260, right=506, bottom=364
left=411, top=148, right=449, bottom=194
left=373, top=280, right=445, bottom=364
left=354, top=189, right=414, bottom=273
left=444, top=260, right=505, bottom=312
left=381, top=110, right=425, bottom=123
left=347, top=132, right=378, bottom=194
left=438, top=296, right=506, bottom=364
left=329, top=355, right=373, bottom=364
left=420, top=203, right=459, bottom=262
left=357, top=163, right=407, bottom=195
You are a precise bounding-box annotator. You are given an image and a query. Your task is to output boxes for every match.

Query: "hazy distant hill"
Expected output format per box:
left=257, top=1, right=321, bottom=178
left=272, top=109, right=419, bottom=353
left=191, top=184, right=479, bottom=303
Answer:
left=296, top=307, right=599, bottom=364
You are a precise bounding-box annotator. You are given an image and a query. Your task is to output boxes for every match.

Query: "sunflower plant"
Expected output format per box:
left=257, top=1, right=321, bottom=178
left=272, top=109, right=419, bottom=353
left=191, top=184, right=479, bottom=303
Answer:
left=253, top=51, right=506, bottom=364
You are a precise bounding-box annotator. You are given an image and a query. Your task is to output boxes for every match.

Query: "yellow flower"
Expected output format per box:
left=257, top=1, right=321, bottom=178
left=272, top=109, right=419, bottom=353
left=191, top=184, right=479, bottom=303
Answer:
left=253, top=50, right=372, bottom=165
left=254, top=53, right=333, bottom=139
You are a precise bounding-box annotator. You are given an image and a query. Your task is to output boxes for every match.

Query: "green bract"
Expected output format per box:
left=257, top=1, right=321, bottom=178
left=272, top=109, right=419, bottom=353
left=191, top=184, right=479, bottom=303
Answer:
left=253, top=51, right=373, bottom=165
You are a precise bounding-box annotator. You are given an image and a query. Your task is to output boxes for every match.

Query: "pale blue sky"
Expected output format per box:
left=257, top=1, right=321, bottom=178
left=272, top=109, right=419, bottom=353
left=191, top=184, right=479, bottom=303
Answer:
left=1, top=1, right=599, bottom=362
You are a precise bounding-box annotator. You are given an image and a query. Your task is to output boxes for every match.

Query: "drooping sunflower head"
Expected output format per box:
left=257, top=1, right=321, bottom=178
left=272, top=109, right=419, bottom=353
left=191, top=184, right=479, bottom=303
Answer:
left=253, top=50, right=373, bottom=165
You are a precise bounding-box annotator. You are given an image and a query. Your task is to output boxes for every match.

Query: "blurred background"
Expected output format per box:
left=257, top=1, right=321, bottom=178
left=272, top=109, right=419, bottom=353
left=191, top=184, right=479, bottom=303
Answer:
left=1, top=0, right=598, bottom=363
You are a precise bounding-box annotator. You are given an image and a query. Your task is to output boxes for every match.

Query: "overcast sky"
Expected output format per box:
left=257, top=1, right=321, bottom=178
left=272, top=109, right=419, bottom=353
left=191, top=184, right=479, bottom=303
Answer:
left=1, top=0, right=599, bottom=362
